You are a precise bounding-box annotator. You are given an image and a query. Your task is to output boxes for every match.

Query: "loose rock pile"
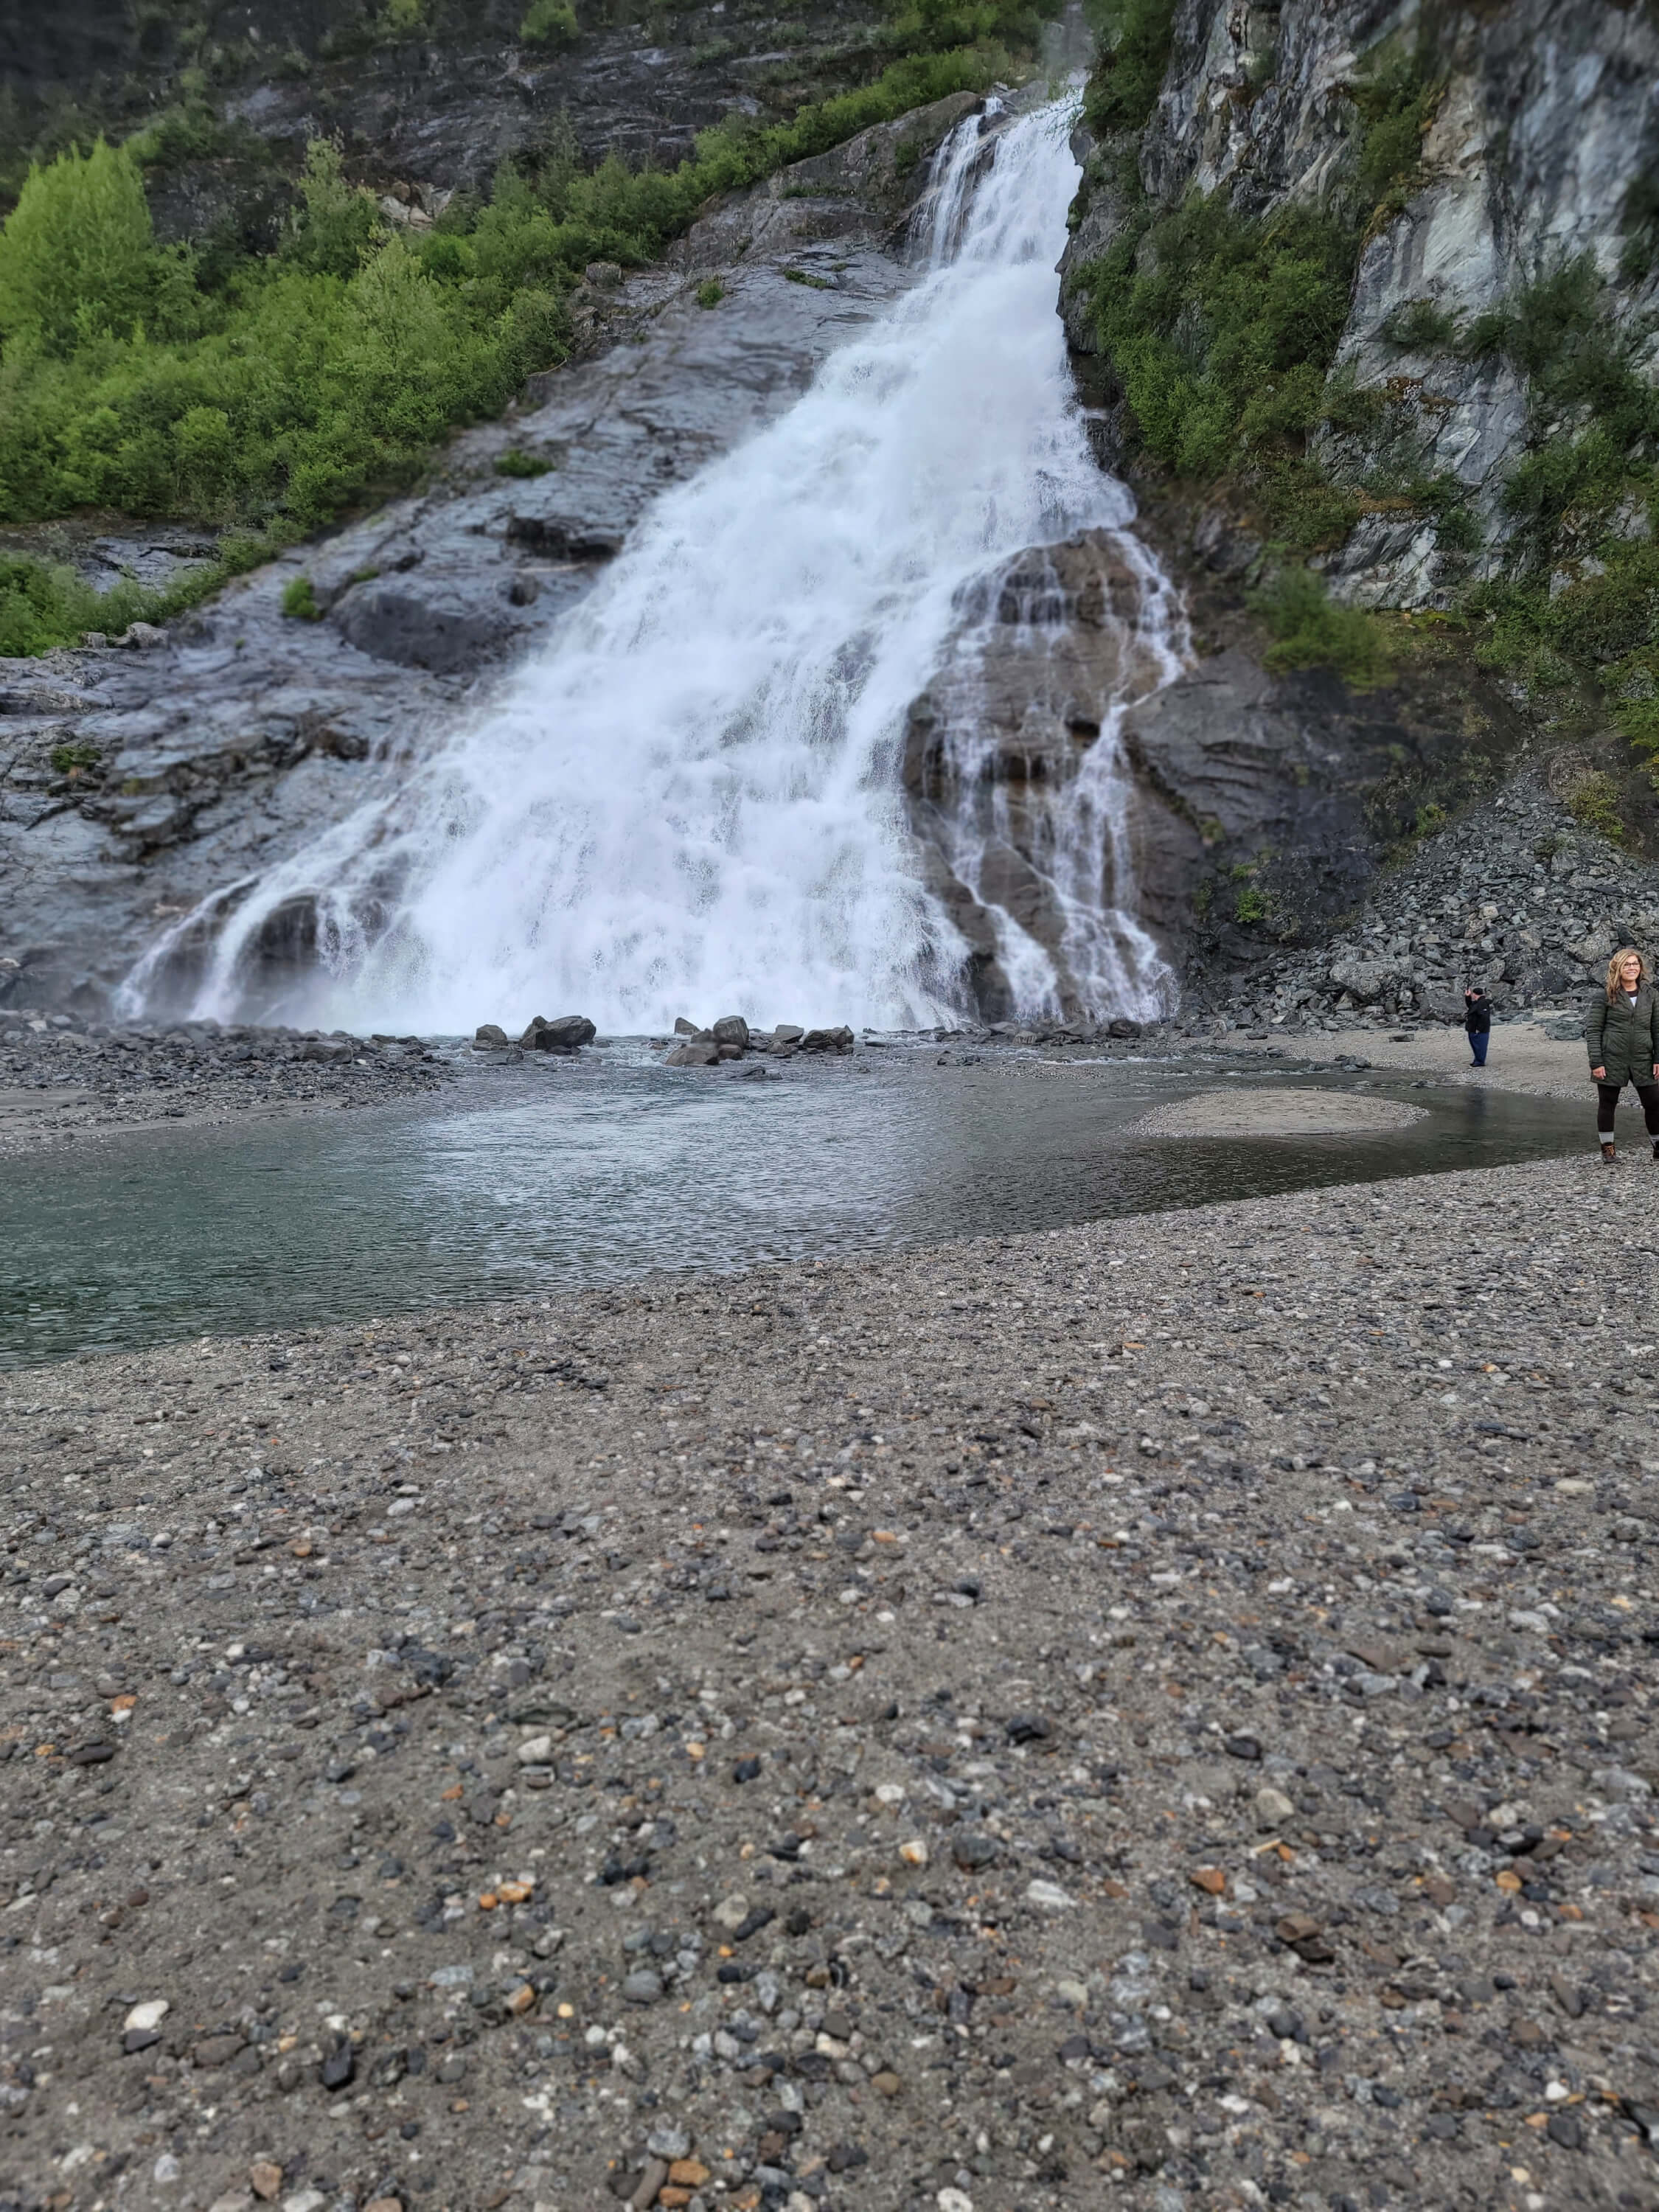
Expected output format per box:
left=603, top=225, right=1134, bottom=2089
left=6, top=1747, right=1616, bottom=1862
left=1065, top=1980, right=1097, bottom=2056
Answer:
left=1203, top=781, right=1659, bottom=1036
left=0, top=1014, right=448, bottom=1151
left=661, top=1020, right=855, bottom=1068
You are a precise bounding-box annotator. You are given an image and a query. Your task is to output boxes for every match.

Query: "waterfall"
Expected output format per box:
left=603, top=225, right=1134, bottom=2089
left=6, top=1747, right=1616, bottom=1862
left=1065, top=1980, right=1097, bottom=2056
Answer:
left=147, top=97, right=1184, bottom=1036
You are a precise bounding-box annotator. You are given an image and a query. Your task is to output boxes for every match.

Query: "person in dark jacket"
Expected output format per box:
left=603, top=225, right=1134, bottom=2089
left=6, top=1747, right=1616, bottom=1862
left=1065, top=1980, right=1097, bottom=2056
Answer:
left=1585, top=945, right=1659, bottom=1163
left=1463, top=985, right=1492, bottom=1066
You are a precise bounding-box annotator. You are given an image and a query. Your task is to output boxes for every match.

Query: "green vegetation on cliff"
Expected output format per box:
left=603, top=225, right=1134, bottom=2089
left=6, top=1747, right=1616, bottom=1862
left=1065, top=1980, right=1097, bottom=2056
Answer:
left=0, top=0, right=1051, bottom=653
left=1071, top=13, right=1659, bottom=770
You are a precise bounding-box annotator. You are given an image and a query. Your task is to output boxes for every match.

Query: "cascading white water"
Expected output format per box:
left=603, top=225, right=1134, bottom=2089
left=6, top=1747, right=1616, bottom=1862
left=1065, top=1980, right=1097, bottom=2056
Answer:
left=152, top=98, right=1184, bottom=1036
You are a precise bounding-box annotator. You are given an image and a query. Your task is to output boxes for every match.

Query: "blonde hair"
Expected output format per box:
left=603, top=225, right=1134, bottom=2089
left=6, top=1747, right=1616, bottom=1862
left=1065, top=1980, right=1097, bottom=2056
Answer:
left=1607, top=947, right=1647, bottom=1001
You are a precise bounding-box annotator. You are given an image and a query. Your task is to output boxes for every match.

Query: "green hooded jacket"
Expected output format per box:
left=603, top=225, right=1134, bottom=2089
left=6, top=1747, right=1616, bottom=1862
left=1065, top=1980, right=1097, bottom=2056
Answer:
left=1585, top=981, right=1659, bottom=1087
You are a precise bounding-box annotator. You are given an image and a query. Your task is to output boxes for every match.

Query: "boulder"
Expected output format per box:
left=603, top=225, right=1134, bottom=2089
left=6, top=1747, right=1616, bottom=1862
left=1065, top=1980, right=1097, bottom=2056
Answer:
left=772, top=1023, right=804, bottom=1043
left=473, top=1023, right=509, bottom=1049
left=798, top=1026, right=855, bottom=1053
left=1327, top=955, right=1395, bottom=1005
left=664, top=1041, right=719, bottom=1067
left=520, top=1014, right=597, bottom=1052
left=711, top=1014, right=750, bottom=1049
left=672, top=1016, right=700, bottom=1036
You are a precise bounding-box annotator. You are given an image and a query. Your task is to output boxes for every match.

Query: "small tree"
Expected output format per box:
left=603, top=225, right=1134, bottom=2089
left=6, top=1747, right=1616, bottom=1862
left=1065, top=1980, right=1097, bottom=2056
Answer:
left=0, top=138, right=158, bottom=353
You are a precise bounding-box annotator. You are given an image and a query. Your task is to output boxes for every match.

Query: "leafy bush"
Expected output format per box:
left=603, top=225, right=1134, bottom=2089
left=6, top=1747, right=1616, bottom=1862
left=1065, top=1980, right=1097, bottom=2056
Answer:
left=1088, top=195, right=1355, bottom=485
left=281, top=575, right=323, bottom=620
left=1380, top=296, right=1458, bottom=352
left=695, top=277, right=725, bottom=308
left=1251, top=563, right=1395, bottom=689
left=0, top=544, right=246, bottom=657
left=1565, top=769, right=1624, bottom=842
left=493, top=448, right=554, bottom=476
left=1346, top=45, right=1440, bottom=220
left=1082, top=0, right=1175, bottom=137
left=0, top=15, right=1035, bottom=604
left=50, top=740, right=102, bottom=776
left=0, top=139, right=167, bottom=353
left=520, top=0, right=580, bottom=45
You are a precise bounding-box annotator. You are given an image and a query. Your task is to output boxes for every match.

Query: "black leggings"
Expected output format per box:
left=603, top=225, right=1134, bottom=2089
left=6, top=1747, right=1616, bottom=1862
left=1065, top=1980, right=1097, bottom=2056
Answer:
left=1597, top=1080, right=1659, bottom=1141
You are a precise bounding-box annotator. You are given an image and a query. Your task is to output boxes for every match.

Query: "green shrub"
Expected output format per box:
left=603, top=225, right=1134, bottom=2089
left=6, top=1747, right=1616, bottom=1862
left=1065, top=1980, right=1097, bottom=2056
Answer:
left=695, top=277, right=726, bottom=308
left=1082, top=0, right=1175, bottom=137
left=520, top=0, right=580, bottom=44
left=784, top=265, right=831, bottom=288
left=1251, top=563, right=1395, bottom=689
left=1088, top=195, right=1355, bottom=487
left=0, top=18, right=1037, bottom=604
left=0, top=546, right=244, bottom=656
left=1347, top=44, right=1440, bottom=219
left=493, top=447, right=554, bottom=476
left=282, top=575, right=323, bottom=620
left=1234, top=883, right=1271, bottom=924
left=50, top=740, right=102, bottom=776
left=0, top=139, right=162, bottom=353
left=1565, top=770, right=1624, bottom=843
left=1380, top=296, right=1458, bottom=352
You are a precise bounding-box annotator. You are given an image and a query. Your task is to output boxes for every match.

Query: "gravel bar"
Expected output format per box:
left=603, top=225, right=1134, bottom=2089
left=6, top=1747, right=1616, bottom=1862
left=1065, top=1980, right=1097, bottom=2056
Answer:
left=4, top=1154, right=1659, bottom=2212
left=0, top=1018, right=451, bottom=1155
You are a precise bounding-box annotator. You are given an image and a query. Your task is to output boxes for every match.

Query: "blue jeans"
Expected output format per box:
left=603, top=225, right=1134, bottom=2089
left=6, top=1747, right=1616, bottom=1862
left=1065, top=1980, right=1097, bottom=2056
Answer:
left=1469, top=1030, right=1488, bottom=1065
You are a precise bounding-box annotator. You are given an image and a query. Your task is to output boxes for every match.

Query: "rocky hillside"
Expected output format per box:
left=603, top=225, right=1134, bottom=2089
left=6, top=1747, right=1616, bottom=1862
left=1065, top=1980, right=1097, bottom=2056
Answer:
left=1057, top=0, right=1659, bottom=1003
left=4, top=0, right=927, bottom=216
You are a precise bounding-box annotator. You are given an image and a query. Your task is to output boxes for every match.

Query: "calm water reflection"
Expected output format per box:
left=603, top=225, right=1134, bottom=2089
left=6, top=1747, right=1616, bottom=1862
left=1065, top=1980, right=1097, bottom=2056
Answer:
left=1, top=1051, right=1584, bottom=1368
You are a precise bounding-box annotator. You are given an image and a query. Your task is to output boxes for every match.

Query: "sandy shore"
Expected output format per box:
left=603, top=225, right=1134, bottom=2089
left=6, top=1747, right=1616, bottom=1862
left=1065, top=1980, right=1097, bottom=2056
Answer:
left=4, top=1152, right=1658, bottom=2212
left=1129, top=1088, right=1429, bottom=1138
left=1222, top=1018, right=1598, bottom=1104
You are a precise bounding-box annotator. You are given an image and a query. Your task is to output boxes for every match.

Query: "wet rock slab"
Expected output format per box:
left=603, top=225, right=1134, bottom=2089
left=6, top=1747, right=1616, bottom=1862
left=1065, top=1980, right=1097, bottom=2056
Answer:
left=3, top=1153, right=1658, bottom=2209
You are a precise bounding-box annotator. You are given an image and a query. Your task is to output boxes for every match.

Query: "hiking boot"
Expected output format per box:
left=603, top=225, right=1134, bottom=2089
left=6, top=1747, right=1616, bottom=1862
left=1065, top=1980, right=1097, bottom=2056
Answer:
left=1601, top=1141, right=1617, bottom=1164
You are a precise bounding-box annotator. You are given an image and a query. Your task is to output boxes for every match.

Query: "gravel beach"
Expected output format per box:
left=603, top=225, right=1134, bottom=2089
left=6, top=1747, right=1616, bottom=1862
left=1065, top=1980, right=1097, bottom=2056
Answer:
left=1220, top=1024, right=1596, bottom=1107
left=4, top=1152, right=1659, bottom=2212
left=0, top=1020, right=452, bottom=1157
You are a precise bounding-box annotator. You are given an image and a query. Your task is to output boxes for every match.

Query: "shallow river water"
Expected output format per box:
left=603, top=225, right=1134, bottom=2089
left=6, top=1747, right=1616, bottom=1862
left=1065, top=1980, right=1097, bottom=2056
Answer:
left=1, top=1049, right=1586, bottom=1368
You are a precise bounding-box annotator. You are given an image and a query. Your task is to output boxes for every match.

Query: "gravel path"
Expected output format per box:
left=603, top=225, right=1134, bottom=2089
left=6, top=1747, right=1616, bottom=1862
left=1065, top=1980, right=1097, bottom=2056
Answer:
left=4, top=1155, right=1659, bottom=2212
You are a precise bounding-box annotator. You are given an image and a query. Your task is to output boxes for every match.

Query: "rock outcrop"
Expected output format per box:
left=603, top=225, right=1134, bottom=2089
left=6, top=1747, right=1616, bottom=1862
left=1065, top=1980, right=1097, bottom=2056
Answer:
left=901, top=529, right=1175, bottom=1019
left=1062, top=0, right=1659, bottom=608
left=1048, top=0, right=1659, bottom=1002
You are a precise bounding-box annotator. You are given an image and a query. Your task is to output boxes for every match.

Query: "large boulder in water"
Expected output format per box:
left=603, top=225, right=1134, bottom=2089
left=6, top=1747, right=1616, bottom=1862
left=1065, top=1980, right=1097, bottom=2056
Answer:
left=711, top=1015, right=749, bottom=1050
left=520, top=1014, right=597, bottom=1052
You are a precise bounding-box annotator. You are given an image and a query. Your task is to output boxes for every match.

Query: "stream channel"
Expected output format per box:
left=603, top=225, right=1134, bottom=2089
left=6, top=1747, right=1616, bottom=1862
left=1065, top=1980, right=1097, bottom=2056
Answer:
left=2, top=1052, right=1585, bottom=1368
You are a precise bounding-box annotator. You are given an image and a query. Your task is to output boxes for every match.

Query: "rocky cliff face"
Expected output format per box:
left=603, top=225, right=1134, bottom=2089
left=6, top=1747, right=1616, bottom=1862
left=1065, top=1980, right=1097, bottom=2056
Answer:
left=1048, top=0, right=1659, bottom=1009
left=4, top=0, right=903, bottom=216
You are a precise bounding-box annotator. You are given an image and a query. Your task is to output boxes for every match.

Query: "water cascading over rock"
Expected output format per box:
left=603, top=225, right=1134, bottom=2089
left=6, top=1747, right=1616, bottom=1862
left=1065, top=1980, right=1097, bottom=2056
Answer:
left=140, top=100, right=1185, bottom=1037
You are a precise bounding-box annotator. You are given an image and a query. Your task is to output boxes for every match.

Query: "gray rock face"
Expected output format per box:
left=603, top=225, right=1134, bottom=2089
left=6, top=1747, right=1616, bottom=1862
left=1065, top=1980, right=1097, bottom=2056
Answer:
left=902, top=529, right=1172, bottom=1018
left=0, top=99, right=975, bottom=1017
left=1062, top=0, right=1659, bottom=608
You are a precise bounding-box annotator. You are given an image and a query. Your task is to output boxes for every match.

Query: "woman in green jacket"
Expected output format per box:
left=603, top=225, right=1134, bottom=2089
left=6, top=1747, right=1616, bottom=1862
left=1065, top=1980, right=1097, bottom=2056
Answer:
left=1586, top=945, right=1659, bottom=1163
